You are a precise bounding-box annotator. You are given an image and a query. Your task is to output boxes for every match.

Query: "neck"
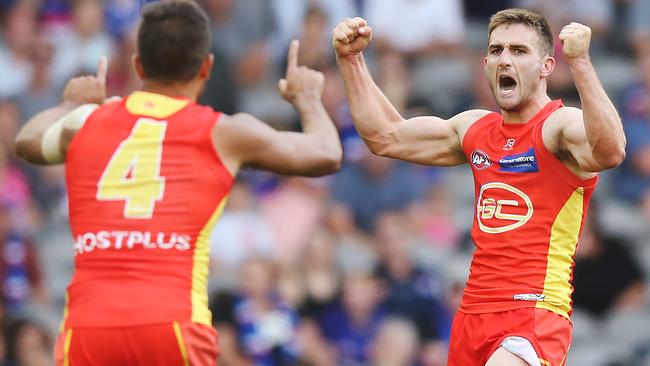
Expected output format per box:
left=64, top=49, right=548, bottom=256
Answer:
left=501, top=90, right=552, bottom=124
left=141, top=80, right=201, bottom=101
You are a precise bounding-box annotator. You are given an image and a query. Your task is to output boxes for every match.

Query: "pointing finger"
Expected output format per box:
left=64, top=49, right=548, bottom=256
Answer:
left=96, top=55, right=108, bottom=84
left=287, top=39, right=299, bottom=72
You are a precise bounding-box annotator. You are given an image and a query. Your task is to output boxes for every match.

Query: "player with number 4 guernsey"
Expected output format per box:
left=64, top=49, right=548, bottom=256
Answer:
left=15, top=1, right=341, bottom=365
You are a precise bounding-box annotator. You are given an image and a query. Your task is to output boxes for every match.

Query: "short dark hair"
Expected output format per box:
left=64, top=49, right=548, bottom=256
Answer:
left=138, top=0, right=211, bottom=82
left=488, top=8, right=554, bottom=57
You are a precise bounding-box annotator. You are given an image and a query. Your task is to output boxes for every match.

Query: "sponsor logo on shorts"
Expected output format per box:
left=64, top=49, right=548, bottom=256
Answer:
left=73, top=231, right=191, bottom=255
left=499, top=148, right=539, bottom=173
left=471, top=150, right=492, bottom=170
left=513, top=293, right=546, bottom=302
left=477, top=182, right=533, bottom=233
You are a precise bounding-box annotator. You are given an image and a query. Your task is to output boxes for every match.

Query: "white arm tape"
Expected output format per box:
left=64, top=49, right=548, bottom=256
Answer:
left=41, top=103, right=99, bottom=163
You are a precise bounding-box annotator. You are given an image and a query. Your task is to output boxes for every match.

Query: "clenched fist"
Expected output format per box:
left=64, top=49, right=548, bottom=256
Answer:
left=332, top=17, right=372, bottom=58
left=559, top=22, right=591, bottom=61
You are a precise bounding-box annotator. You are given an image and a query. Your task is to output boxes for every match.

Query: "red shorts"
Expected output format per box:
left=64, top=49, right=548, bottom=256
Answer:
left=54, top=322, right=218, bottom=366
left=448, top=308, right=572, bottom=366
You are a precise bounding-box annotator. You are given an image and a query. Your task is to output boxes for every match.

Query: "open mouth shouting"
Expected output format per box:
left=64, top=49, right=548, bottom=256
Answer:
left=498, top=75, right=517, bottom=95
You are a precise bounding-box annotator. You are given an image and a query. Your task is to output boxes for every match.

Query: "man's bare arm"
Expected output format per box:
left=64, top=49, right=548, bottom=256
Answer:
left=214, top=112, right=341, bottom=177
left=332, top=17, right=483, bottom=166
left=15, top=102, right=83, bottom=164
left=15, top=57, right=107, bottom=165
left=558, top=23, right=626, bottom=172
left=213, top=40, right=342, bottom=177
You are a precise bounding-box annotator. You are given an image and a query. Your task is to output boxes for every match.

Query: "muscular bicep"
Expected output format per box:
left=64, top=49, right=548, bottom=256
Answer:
left=213, top=113, right=340, bottom=177
left=376, top=110, right=488, bottom=166
left=554, top=108, right=602, bottom=173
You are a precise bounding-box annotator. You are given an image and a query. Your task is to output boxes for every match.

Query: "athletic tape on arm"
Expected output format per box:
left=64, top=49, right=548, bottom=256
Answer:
left=41, top=103, right=99, bottom=163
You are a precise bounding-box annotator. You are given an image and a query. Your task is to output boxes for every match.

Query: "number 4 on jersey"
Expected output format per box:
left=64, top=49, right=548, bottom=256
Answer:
left=96, top=118, right=167, bottom=219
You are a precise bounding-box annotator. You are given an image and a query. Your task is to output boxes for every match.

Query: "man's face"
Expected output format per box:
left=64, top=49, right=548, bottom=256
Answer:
left=485, top=24, right=552, bottom=112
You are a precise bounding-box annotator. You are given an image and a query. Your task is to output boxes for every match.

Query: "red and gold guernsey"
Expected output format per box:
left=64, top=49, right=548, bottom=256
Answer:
left=63, top=91, right=233, bottom=328
left=460, top=100, right=597, bottom=320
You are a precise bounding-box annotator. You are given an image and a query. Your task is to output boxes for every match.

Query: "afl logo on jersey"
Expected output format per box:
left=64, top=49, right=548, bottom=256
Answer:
left=471, top=150, right=492, bottom=170
left=477, top=182, right=533, bottom=233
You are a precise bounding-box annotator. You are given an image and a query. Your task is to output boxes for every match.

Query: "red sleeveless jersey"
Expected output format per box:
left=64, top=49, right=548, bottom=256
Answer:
left=64, top=91, right=233, bottom=327
left=460, top=100, right=597, bottom=319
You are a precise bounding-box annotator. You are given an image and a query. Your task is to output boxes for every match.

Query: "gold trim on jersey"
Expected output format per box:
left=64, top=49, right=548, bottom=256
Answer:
left=126, top=91, right=190, bottom=119
left=536, top=187, right=584, bottom=319
left=59, top=292, right=69, bottom=332
left=191, top=196, right=229, bottom=325
left=173, top=322, right=190, bottom=366
left=63, top=329, right=73, bottom=366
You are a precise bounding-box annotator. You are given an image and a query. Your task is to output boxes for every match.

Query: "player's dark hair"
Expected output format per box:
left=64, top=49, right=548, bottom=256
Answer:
left=488, top=8, right=554, bottom=57
left=138, top=0, right=211, bottom=82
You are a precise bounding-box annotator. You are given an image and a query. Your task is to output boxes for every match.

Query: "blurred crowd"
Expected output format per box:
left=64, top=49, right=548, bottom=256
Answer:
left=1, top=0, right=650, bottom=365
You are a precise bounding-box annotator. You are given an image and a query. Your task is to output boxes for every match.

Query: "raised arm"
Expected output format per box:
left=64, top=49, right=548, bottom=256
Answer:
left=553, top=23, right=626, bottom=172
left=332, top=17, right=485, bottom=166
left=15, top=57, right=108, bottom=165
left=213, top=40, right=342, bottom=177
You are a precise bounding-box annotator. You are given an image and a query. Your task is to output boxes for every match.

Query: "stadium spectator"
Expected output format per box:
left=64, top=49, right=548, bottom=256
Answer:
left=0, top=200, right=47, bottom=314
left=332, top=148, right=427, bottom=232
left=369, top=317, right=420, bottom=366
left=15, top=35, right=60, bottom=121
left=0, top=2, right=37, bottom=99
left=614, top=49, right=650, bottom=218
left=291, top=229, right=340, bottom=319
left=4, top=317, right=52, bottom=366
left=260, top=177, right=329, bottom=264
left=365, top=0, right=469, bottom=116
left=0, top=140, right=34, bottom=233
left=105, top=27, right=141, bottom=99
left=48, top=0, right=114, bottom=88
left=373, top=212, right=450, bottom=365
left=318, top=269, right=386, bottom=365
left=208, top=181, right=277, bottom=290
left=407, top=184, right=462, bottom=251
left=572, top=202, right=647, bottom=317
left=232, top=258, right=300, bottom=365
left=626, top=0, right=650, bottom=53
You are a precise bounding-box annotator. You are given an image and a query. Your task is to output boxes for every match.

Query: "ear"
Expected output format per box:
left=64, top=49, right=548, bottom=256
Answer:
left=540, top=55, right=555, bottom=78
left=198, top=53, right=215, bottom=80
left=132, top=53, right=145, bottom=79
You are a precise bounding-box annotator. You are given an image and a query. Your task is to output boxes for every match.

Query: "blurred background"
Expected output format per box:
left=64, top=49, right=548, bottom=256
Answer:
left=1, top=0, right=650, bottom=365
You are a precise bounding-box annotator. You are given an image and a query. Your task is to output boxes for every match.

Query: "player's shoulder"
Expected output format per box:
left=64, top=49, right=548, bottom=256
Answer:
left=215, top=112, right=262, bottom=132
left=451, top=109, right=494, bottom=137
left=546, top=106, right=583, bottom=126
left=542, top=106, right=585, bottom=153
left=450, top=109, right=494, bottom=127
left=212, top=112, right=273, bottom=149
left=86, top=97, right=125, bottom=121
left=544, top=106, right=583, bottom=137
left=454, top=109, right=494, bottom=121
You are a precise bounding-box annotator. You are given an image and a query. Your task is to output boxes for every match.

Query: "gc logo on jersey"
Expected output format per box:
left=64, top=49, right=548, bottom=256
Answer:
left=471, top=150, right=492, bottom=170
left=477, top=182, right=533, bottom=233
